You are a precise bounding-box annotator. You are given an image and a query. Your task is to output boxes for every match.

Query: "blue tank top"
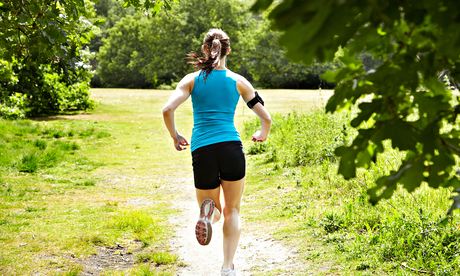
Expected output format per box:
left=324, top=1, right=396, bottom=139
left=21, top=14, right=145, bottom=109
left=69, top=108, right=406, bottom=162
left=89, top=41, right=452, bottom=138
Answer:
left=190, top=69, right=241, bottom=151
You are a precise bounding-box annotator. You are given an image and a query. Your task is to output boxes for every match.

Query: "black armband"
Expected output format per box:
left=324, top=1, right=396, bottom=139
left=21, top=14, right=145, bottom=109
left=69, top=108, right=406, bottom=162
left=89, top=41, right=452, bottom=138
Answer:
left=247, top=91, right=264, bottom=109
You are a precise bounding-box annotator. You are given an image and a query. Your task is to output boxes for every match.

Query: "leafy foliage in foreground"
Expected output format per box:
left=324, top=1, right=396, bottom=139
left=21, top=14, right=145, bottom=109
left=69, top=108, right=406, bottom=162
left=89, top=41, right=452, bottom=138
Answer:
left=244, top=111, right=460, bottom=274
left=252, top=0, right=460, bottom=211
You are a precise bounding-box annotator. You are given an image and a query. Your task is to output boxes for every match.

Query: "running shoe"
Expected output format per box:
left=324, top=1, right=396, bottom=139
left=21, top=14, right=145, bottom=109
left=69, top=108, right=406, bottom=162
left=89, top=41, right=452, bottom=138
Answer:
left=195, top=198, right=215, bottom=245
left=221, top=265, right=236, bottom=276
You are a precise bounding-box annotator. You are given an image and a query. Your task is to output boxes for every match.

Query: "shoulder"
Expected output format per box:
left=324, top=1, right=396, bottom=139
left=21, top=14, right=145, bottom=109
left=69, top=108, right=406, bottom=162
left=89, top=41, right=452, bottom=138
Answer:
left=178, top=71, right=200, bottom=93
left=183, top=71, right=201, bottom=82
left=231, top=72, right=254, bottom=95
left=224, top=70, right=253, bottom=90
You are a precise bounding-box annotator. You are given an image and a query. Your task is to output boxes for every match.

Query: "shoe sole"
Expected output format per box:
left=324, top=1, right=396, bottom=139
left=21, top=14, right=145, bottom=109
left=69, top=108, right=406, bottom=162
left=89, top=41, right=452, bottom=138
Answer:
left=195, top=199, right=215, bottom=246
left=195, top=219, right=212, bottom=245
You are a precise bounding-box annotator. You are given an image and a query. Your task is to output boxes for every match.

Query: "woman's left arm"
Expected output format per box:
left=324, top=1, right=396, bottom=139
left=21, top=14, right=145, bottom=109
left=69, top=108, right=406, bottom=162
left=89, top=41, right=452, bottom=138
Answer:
left=162, top=73, right=194, bottom=151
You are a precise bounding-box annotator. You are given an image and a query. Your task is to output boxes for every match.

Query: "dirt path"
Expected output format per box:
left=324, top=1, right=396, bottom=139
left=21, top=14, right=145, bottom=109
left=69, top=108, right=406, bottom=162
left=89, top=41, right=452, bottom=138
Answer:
left=167, top=176, right=303, bottom=275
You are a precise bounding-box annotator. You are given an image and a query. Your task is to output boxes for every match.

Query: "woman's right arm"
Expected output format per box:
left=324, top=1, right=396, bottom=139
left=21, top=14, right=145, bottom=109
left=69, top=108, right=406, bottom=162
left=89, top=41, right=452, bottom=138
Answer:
left=162, top=73, right=194, bottom=151
left=237, top=77, right=272, bottom=142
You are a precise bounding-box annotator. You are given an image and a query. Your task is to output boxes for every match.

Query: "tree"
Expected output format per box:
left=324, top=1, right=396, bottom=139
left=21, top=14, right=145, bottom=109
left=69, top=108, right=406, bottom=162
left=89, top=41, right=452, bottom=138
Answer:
left=142, top=0, right=257, bottom=85
left=0, top=0, right=98, bottom=117
left=252, top=0, right=460, bottom=213
left=121, top=0, right=174, bottom=13
left=96, top=0, right=259, bottom=87
left=96, top=14, right=151, bottom=87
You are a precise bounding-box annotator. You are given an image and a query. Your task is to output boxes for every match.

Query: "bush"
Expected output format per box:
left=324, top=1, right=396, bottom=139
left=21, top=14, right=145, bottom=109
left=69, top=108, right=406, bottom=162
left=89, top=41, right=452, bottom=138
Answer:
left=0, top=59, right=26, bottom=119
left=1, top=62, right=95, bottom=118
left=42, top=65, right=94, bottom=112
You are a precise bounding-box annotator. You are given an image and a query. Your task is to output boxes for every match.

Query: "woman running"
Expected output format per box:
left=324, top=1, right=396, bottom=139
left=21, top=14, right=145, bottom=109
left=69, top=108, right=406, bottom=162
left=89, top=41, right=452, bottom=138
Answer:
left=162, top=28, right=271, bottom=275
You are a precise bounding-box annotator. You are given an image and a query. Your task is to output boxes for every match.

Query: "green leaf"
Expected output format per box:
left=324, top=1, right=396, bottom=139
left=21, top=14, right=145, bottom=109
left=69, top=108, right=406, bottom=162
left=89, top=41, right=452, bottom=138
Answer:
left=442, top=138, right=460, bottom=155
left=325, top=80, right=355, bottom=112
left=368, top=178, right=397, bottom=205
left=350, top=100, right=381, bottom=128
left=321, top=69, right=338, bottom=83
left=250, top=0, right=274, bottom=12
left=335, top=145, right=358, bottom=179
left=399, top=158, right=424, bottom=193
left=373, top=120, right=419, bottom=151
left=355, top=142, right=377, bottom=168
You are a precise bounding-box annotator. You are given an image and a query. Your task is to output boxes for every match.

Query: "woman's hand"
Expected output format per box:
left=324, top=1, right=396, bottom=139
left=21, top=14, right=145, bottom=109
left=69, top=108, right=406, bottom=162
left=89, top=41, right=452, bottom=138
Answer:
left=252, top=130, right=267, bottom=142
left=173, top=133, right=189, bottom=151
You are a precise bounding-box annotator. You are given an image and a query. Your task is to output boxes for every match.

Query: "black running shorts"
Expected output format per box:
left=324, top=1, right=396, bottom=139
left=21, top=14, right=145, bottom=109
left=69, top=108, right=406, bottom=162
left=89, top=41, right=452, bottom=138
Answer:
left=191, top=141, right=246, bottom=190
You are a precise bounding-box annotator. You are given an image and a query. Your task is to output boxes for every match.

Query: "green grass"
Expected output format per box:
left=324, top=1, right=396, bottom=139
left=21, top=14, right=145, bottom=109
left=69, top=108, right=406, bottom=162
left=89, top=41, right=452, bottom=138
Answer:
left=128, top=264, right=174, bottom=276
left=242, top=109, right=460, bottom=274
left=136, top=251, right=178, bottom=265
left=0, top=89, right=182, bottom=275
left=0, top=119, right=106, bottom=173
left=110, top=209, right=165, bottom=245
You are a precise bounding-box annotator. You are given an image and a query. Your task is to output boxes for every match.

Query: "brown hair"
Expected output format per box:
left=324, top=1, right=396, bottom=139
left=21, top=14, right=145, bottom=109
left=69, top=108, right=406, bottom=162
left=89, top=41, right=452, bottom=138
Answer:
left=188, top=28, right=230, bottom=80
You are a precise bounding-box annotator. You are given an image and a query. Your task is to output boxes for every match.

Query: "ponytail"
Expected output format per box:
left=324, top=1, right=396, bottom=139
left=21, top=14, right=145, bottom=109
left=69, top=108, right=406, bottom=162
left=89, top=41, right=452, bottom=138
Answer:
left=188, top=29, right=230, bottom=81
left=210, top=39, right=222, bottom=61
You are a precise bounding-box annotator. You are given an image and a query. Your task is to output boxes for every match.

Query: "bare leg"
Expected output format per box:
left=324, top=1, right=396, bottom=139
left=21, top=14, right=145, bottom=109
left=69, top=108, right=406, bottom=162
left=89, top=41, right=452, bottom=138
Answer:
left=221, top=178, right=245, bottom=269
left=196, top=187, right=222, bottom=223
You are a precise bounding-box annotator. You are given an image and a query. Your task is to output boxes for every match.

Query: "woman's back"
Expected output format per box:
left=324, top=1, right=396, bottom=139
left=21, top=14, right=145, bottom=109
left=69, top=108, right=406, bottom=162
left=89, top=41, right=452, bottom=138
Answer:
left=191, top=69, right=240, bottom=151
